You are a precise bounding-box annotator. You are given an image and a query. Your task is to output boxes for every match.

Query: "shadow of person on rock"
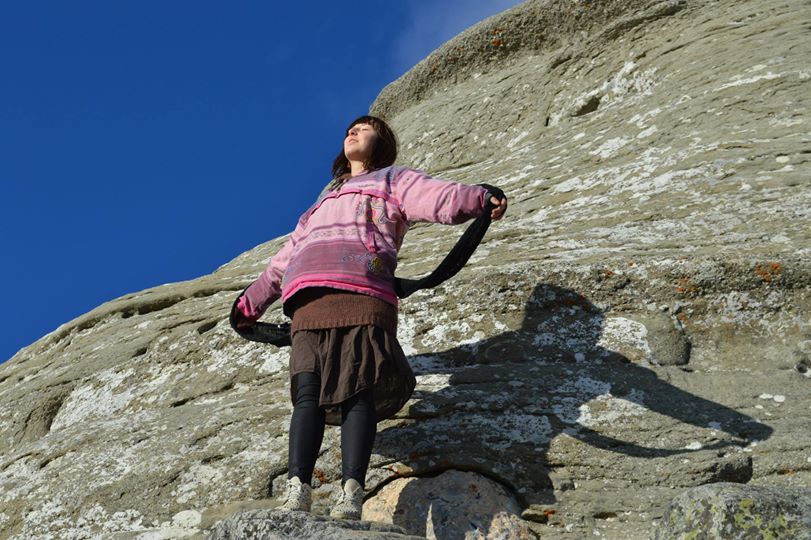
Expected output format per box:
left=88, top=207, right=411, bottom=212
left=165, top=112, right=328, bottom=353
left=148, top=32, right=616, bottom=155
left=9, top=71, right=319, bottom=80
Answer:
left=372, top=283, right=773, bottom=538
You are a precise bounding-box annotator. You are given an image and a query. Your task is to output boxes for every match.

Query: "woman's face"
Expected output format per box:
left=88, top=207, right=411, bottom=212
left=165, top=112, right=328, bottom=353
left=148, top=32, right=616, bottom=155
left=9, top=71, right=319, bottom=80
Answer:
left=344, top=123, right=378, bottom=164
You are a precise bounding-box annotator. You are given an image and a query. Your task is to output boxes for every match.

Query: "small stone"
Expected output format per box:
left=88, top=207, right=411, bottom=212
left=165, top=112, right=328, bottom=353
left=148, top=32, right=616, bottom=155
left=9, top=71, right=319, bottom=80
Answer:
left=521, top=505, right=554, bottom=523
left=171, top=509, right=201, bottom=528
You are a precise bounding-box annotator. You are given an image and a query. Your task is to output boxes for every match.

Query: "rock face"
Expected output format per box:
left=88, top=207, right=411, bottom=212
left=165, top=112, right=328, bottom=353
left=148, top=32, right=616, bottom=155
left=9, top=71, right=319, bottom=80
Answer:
left=1, top=0, right=809, bottom=539
left=653, top=483, right=811, bottom=539
left=205, top=510, right=422, bottom=540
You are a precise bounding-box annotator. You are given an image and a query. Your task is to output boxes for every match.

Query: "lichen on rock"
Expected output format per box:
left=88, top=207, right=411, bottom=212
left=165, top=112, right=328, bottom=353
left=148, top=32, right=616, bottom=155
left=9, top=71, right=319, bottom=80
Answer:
left=1, top=0, right=810, bottom=538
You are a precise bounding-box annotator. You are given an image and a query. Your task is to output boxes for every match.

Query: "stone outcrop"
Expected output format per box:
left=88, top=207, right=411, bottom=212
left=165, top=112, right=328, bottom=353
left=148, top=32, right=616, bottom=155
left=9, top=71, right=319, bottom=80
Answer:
left=653, top=483, right=811, bottom=539
left=1, top=0, right=809, bottom=538
left=205, top=510, right=422, bottom=540
left=362, top=470, right=534, bottom=539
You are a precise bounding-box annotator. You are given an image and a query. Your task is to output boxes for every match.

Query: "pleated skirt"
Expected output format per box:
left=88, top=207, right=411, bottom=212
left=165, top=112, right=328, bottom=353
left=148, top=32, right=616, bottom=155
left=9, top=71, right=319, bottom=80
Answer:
left=289, top=325, right=416, bottom=426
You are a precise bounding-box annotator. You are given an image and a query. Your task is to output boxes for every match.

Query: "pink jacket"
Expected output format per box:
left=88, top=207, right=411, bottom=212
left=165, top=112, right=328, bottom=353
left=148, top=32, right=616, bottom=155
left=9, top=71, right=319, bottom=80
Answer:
left=239, top=165, right=489, bottom=320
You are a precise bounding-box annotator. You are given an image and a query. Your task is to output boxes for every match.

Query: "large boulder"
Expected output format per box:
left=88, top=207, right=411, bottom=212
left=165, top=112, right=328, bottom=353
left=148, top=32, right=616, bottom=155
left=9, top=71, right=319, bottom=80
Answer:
left=362, top=470, right=534, bottom=539
left=654, top=483, right=811, bottom=539
left=205, top=510, right=422, bottom=540
left=1, top=0, right=809, bottom=538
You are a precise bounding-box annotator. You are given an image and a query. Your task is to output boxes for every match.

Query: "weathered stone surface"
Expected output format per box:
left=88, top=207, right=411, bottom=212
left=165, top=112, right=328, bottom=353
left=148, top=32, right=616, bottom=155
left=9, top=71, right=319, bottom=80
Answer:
left=0, top=0, right=809, bottom=538
left=363, top=470, right=534, bottom=539
left=205, top=510, right=422, bottom=540
left=653, top=482, right=811, bottom=539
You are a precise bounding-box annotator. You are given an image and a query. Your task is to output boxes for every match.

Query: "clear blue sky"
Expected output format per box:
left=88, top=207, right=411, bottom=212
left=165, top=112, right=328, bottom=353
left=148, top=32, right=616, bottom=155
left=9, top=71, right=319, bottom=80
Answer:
left=0, top=1, right=522, bottom=363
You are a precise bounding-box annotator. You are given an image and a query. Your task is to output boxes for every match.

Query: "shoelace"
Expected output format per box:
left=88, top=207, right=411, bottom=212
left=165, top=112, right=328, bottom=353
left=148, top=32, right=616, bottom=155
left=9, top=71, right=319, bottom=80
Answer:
left=283, top=480, right=305, bottom=501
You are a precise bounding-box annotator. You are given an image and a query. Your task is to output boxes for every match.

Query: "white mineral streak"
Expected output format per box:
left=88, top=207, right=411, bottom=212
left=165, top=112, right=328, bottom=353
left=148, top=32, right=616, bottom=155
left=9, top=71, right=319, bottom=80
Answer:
left=591, top=136, right=631, bottom=158
left=416, top=373, right=453, bottom=392
left=257, top=347, right=289, bottom=374
left=2, top=0, right=810, bottom=538
left=417, top=413, right=553, bottom=451
left=716, top=70, right=789, bottom=91
left=409, top=354, right=450, bottom=375
left=576, top=390, right=648, bottom=429
left=50, top=367, right=136, bottom=431
left=598, top=317, right=652, bottom=360
left=172, top=509, right=202, bottom=528
left=19, top=500, right=147, bottom=539
left=173, top=464, right=224, bottom=504
left=481, top=413, right=553, bottom=450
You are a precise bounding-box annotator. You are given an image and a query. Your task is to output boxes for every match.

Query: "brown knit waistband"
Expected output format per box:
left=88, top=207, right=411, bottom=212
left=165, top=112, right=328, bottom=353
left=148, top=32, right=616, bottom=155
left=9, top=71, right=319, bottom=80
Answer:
left=286, top=287, right=398, bottom=336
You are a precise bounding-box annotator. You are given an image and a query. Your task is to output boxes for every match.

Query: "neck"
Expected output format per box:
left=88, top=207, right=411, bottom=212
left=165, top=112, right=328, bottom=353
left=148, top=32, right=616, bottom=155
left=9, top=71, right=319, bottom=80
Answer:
left=349, top=160, right=367, bottom=176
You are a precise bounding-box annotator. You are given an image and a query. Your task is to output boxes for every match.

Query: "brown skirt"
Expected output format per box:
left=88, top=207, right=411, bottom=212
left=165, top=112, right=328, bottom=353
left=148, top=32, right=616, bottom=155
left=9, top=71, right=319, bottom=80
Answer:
left=289, top=325, right=416, bottom=426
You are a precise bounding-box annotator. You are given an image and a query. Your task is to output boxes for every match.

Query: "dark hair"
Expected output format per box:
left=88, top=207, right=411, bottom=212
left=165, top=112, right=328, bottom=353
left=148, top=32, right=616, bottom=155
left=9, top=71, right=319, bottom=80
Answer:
left=331, top=115, right=398, bottom=180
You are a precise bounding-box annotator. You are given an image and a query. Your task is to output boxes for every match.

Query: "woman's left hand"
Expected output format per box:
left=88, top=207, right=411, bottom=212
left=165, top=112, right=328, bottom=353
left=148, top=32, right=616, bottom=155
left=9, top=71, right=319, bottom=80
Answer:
left=490, top=196, right=508, bottom=220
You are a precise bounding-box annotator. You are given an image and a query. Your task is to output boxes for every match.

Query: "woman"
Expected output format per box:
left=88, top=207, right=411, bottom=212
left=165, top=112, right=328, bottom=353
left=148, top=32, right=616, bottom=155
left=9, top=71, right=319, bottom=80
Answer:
left=233, top=115, right=507, bottom=519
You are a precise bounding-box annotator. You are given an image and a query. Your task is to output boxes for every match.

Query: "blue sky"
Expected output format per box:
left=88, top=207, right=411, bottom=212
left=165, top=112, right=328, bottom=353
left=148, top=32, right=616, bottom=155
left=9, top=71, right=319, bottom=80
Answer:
left=0, top=1, right=522, bottom=363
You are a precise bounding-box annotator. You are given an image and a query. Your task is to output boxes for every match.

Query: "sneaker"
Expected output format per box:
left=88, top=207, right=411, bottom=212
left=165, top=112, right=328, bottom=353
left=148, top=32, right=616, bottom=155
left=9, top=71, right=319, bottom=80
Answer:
left=278, top=476, right=312, bottom=512
left=329, top=478, right=364, bottom=519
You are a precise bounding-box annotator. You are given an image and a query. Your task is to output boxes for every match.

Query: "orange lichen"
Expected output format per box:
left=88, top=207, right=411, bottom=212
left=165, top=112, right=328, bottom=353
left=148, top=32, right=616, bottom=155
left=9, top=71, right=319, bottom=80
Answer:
left=755, top=261, right=783, bottom=282
left=675, top=277, right=699, bottom=295
left=313, top=468, right=328, bottom=484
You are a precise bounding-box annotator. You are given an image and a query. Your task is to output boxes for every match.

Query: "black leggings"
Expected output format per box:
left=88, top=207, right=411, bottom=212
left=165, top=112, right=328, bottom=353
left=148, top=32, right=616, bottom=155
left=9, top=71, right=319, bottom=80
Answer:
left=287, top=371, right=376, bottom=488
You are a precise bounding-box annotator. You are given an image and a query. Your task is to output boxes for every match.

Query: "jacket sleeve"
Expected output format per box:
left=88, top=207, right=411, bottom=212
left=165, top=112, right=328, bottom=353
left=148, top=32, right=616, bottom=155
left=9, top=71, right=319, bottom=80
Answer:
left=392, top=167, right=489, bottom=225
left=240, top=215, right=307, bottom=319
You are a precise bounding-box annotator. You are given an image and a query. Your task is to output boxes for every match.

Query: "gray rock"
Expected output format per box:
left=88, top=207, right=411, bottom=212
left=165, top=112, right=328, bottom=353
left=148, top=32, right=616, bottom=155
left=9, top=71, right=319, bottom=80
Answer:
left=634, top=311, right=691, bottom=366
left=205, top=510, right=423, bottom=540
left=654, top=482, right=811, bottom=539
left=1, top=0, right=809, bottom=538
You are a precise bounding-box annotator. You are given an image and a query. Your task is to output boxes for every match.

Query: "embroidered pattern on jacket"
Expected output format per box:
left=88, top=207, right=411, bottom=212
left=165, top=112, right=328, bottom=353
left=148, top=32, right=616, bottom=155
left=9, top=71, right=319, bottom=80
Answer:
left=356, top=197, right=390, bottom=225
left=341, top=252, right=390, bottom=276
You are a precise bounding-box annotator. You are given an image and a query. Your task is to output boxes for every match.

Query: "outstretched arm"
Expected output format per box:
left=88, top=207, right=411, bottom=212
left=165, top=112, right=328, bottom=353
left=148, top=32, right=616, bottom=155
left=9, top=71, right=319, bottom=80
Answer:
left=239, top=215, right=307, bottom=321
left=393, top=168, right=492, bottom=225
